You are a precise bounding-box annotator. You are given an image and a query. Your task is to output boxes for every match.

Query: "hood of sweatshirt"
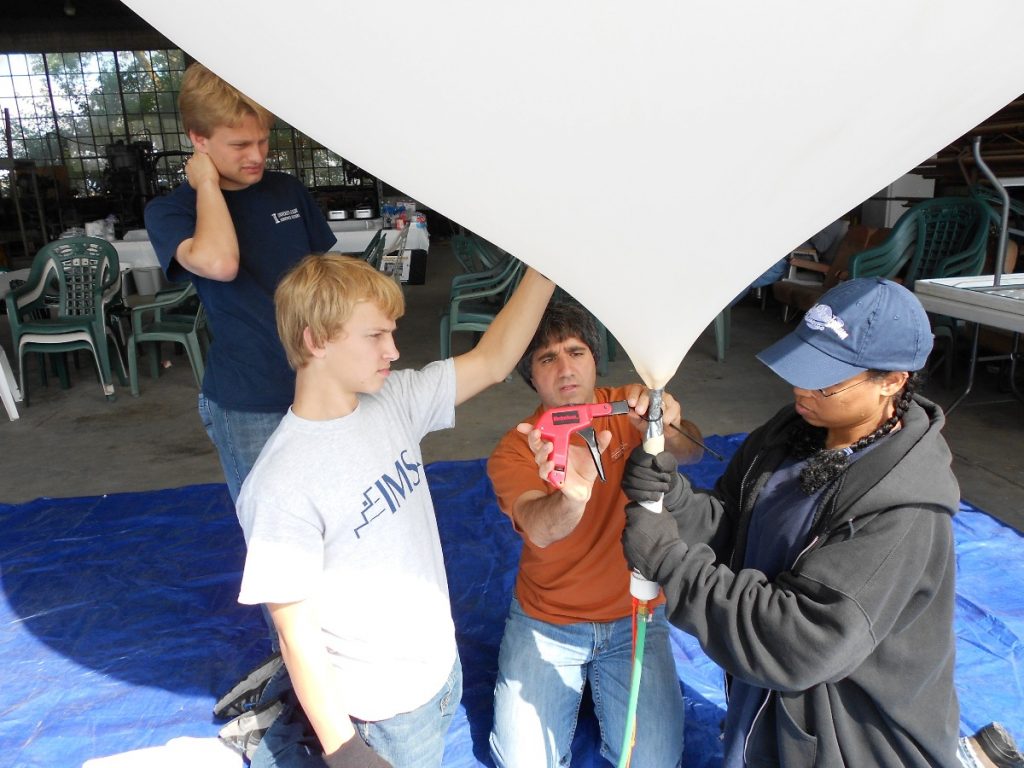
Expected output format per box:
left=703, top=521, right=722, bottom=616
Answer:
left=753, top=394, right=960, bottom=534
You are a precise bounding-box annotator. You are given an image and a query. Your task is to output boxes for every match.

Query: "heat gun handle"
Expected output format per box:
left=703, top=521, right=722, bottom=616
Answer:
left=536, top=427, right=570, bottom=488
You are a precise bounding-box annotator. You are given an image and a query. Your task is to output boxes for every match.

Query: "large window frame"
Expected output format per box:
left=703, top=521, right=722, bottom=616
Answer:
left=0, top=48, right=365, bottom=200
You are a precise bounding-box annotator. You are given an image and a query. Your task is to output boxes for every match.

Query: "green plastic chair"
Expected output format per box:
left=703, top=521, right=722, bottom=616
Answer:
left=439, top=256, right=524, bottom=358
left=127, top=282, right=208, bottom=396
left=848, top=197, right=990, bottom=387
left=900, top=197, right=989, bottom=289
left=847, top=196, right=989, bottom=286
left=450, top=248, right=517, bottom=293
left=5, top=236, right=122, bottom=403
left=970, top=183, right=1024, bottom=240
left=450, top=232, right=480, bottom=272
left=450, top=232, right=505, bottom=273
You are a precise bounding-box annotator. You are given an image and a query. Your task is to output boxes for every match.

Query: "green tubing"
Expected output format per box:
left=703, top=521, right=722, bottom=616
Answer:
left=616, top=613, right=648, bottom=768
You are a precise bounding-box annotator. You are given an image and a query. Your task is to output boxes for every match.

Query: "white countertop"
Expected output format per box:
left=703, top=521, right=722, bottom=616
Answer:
left=109, top=219, right=430, bottom=273
left=915, top=273, right=1024, bottom=333
left=331, top=225, right=429, bottom=255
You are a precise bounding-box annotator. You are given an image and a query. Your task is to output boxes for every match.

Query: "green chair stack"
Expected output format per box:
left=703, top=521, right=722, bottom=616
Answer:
left=5, top=236, right=122, bottom=403
left=126, top=282, right=209, bottom=396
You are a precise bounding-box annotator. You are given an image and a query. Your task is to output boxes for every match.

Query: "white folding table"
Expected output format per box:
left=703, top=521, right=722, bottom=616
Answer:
left=915, top=273, right=1024, bottom=412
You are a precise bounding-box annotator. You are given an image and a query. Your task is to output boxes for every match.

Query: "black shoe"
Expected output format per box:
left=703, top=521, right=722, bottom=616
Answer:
left=213, top=651, right=284, bottom=719
left=974, top=723, right=1024, bottom=768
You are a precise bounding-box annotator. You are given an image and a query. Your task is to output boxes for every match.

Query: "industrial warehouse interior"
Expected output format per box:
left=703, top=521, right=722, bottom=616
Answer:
left=1, top=3, right=1023, bottom=768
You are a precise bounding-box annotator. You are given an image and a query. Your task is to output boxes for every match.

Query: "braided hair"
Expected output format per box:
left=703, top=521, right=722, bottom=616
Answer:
left=789, top=371, right=921, bottom=494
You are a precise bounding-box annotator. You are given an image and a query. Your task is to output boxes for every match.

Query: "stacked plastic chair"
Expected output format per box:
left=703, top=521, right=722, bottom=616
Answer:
left=5, top=236, right=122, bottom=403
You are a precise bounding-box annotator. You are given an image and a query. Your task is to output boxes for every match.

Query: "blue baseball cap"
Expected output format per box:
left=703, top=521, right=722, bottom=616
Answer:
left=756, top=278, right=933, bottom=390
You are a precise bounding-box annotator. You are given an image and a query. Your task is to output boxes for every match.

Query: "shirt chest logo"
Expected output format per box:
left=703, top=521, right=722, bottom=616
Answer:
left=353, top=449, right=423, bottom=538
left=609, top=442, right=629, bottom=462
left=271, top=208, right=301, bottom=224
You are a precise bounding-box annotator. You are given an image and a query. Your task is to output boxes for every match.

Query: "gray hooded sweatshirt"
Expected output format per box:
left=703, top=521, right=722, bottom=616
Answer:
left=654, top=395, right=960, bottom=767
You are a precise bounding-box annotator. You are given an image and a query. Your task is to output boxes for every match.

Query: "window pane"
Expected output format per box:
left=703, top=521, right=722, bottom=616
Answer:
left=8, top=55, right=29, bottom=76
left=158, top=91, right=175, bottom=113
left=81, top=52, right=100, bottom=73
left=0, top=44, right=373, bottom=204
left=96, top=52, right=115, bottom=72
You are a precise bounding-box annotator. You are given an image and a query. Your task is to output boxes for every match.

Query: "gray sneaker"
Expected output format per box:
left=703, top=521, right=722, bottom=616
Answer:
left=974, top=723, right=1024, bottom=768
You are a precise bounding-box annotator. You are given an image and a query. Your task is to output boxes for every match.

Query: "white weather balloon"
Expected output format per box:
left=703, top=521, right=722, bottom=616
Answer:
left=124, top=0, right=1024, bottom=388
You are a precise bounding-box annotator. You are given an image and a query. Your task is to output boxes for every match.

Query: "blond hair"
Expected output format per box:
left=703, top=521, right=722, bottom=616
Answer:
left=178, top=62, right=275, bottom=137
left=276, top=254, right=405, bottom=370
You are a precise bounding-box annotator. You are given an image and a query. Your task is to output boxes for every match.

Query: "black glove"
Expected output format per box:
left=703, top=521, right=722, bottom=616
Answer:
left=621, top=446, right=687, bottom=512
left=621, top=501, right=683, bottom=581
left=323, top=736, right=393, bottom=768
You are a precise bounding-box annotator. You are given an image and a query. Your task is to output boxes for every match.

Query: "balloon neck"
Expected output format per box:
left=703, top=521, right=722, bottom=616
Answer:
left=643, top=387, right=664, bottom=455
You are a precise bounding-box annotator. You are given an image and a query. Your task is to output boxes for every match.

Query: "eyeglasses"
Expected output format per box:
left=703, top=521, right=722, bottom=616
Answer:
left=817, top=376, right=871, bottom=398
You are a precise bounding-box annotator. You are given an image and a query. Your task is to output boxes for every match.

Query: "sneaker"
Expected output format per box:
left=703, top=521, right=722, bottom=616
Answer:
left=974, top=723, right=1024, bottom=768
left=213, top=651, right=284, bottom=719
left=218, top=698, right=285, bottom=761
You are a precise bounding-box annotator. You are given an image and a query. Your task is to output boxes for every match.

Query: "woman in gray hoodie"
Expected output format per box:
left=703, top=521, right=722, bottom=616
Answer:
left=621, top=278, right=978, bottom=767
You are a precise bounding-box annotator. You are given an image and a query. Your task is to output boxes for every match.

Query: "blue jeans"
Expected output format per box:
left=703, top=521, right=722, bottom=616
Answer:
left=199, top=393, right=287, bottom=646
left=354, top=655, right=463, bottom=767
left=490, top=597, right=684, bottom=768
left=253, top=655, right=462, bottom=768
left=197, top=393, right=287, bottom=505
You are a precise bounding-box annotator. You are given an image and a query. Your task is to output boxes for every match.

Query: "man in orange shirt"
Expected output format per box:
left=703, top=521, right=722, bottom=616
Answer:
left=487, top=302, right=704, bottom=768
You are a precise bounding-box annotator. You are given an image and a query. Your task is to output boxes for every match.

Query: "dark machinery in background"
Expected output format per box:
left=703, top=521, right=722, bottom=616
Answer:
left=103, top=139, right=188, bottom=232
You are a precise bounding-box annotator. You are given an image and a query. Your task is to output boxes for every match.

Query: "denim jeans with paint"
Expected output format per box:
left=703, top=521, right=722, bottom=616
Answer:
left=490, top=597, right=684, bottom=768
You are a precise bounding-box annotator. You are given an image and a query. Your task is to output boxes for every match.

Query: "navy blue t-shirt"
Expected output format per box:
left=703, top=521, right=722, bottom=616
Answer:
left=144, top=171, right=335, bottom=410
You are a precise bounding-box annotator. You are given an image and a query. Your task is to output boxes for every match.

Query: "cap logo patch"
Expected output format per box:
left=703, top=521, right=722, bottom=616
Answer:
left=804, top=303, right=849, bottom=340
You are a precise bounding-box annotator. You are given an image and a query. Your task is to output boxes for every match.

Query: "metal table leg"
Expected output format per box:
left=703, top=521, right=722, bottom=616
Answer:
left=944, top=323, right=980, bottom=415
left=945, top=324, right=1024, bottom=415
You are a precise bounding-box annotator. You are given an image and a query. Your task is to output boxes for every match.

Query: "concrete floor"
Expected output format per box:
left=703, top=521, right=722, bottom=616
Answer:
left=2, top=239, right=1022, bottom=533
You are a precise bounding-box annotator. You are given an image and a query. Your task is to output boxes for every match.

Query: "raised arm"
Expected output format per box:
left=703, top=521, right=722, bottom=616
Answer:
left=453, top=267, right=555, bottom=405
left=174, top=152, right=240, bottom=281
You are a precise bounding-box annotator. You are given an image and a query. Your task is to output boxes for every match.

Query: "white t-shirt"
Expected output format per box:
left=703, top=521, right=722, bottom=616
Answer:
left=237, top=359, right=457, bottom=720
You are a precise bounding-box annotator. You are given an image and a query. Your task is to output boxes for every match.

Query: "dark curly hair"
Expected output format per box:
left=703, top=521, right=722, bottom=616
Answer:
left=516, top=301, right=601, bottom=390
left=789, top=371, right=921, bottom=494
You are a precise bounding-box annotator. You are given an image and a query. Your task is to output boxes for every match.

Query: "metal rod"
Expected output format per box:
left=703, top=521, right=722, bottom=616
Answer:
left=670, top=422, right=725, bottom=461
left=973, top=136, right=1009, bottom=287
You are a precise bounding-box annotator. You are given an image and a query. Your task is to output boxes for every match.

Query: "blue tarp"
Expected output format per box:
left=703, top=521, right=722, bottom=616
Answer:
left=1, top=434, right=1021, bottom=766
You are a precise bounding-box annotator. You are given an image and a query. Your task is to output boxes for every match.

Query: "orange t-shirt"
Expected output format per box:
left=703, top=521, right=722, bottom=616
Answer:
left=487, top=386, right=661, bottom=624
